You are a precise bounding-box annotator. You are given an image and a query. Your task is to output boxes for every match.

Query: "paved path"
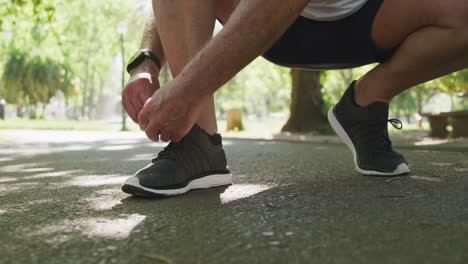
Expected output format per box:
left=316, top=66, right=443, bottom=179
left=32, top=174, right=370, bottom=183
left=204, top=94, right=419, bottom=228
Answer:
left=0, top=130, right=467, bottom=264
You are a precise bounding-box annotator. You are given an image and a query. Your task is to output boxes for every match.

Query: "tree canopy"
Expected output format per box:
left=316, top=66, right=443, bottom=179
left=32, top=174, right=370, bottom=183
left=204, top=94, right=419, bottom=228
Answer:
left=1, top=0, right=467, bottom=125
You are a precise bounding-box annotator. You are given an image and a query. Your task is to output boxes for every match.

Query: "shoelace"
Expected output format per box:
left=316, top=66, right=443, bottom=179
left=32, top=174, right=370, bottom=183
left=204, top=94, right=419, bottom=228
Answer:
left=362, top=118, right=402, bottom=151
left=152, top=142, right=178, bottom=162
left=388, top=119, right=403, bottom=130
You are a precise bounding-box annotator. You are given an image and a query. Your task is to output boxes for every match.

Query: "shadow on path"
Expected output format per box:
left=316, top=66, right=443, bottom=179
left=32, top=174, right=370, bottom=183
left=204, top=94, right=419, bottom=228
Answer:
left=0, top=133, right=467, bottom=264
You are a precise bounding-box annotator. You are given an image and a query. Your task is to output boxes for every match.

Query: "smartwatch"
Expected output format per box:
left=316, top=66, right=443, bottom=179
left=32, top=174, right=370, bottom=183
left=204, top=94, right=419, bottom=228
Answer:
left=126, top=49, right=161, bottom=74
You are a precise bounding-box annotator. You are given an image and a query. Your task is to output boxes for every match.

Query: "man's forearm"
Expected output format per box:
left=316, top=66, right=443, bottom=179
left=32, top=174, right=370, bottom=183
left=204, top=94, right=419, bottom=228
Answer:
left=172, top=0, right=309, bottom=98
left=139, top=11, right=167, bottom=70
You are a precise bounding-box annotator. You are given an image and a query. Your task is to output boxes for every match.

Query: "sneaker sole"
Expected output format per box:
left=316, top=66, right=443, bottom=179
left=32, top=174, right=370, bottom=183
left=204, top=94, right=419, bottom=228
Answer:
left=121, top=173, right=232, bottom=197
left=328, top=105, right=410, bottom=176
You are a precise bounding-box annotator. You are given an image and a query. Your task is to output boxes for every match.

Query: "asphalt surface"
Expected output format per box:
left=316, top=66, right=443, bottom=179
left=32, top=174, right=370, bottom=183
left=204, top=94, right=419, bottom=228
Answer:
left=0, top=130, right=467, bottom=264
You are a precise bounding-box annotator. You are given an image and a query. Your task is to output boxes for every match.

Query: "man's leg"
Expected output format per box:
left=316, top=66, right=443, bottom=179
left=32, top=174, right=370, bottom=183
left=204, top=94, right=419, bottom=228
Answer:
left=153, top=0, right=218, bottom=135
left=328, top=0, right=467, bottom=176
left=122, top=0, right=238, bottom=197
left=355, top=0, right=468, bottom=106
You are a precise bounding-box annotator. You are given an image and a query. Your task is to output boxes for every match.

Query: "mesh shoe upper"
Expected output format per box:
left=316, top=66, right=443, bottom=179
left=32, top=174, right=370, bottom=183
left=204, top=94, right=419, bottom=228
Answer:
left=333, top=82, right=408, bottom=172
left=135, top=124, right=230, bottom=189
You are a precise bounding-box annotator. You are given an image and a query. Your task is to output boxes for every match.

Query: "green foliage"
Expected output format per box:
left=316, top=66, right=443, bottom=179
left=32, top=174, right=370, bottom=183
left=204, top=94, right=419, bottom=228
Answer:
left=437, top=69, right=468, bottom=94
left=215, top=57, right=291, bottom=117
left=0, top=0, right=57, bottom=29
left=315, top=123, right=335, bottom=135
left=0, top=0, right=146, bottom=118
left=1, top=49, right=72, bottom=104
left=1, top=0, right=467, bottom=126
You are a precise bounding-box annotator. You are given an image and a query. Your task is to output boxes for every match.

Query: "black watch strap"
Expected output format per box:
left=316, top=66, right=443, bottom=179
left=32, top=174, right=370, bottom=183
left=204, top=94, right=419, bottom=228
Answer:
left=126, top=49, right=161, bottom=74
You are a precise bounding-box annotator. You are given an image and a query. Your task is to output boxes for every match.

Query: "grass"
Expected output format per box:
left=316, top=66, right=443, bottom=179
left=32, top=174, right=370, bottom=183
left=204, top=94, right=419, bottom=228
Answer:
left=0, top=117, right=429, bottom=138
left=0, top=117, right=289, bottom=137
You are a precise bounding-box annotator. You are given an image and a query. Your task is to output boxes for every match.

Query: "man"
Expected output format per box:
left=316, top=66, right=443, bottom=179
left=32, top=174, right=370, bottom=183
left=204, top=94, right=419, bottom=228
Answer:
left=121, top=0, right=468, bottom=197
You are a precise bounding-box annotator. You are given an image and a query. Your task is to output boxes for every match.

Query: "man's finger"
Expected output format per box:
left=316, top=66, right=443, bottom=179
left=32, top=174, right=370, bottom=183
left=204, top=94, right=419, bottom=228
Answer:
left=138, top=108, right=150, bottom=131
left=145, top=121, right=160, bottom=141
left=132, top=97, right=143, bottom=117
left=160, top=130, right=171, bottom=142
left=122, top=95, right=138, bottom=123
left=140, top=86, right=155, bottom=103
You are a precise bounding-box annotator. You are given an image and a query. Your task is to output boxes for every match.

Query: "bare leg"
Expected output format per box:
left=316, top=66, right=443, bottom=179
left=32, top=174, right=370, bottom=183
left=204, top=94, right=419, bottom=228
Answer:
left=153, top=0, right=218, bottom=134
left=355, top=0, right=468, bottom=106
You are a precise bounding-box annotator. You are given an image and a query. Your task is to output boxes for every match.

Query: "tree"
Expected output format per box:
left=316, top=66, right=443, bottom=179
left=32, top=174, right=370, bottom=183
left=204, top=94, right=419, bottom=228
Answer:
left=1, top=0, right=146, bottom=119
left=437, top=69, right=468, bottom=111
left=215, top=57, right=291, bottom=117
left=282, top=69, right=328, bottom=133
left=1, top=49, right=72, bottom=117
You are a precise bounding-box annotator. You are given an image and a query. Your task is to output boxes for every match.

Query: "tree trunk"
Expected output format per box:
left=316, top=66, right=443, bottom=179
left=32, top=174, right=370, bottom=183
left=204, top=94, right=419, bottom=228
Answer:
left=96, top=77, right=104, bottom=119
left=282, top=69, right=328, bottom=133
left=81, top=47, right=91, bottom=118
left=88, top=71, right=95, bottom=119
left=97, top=77, right=104, bottom=104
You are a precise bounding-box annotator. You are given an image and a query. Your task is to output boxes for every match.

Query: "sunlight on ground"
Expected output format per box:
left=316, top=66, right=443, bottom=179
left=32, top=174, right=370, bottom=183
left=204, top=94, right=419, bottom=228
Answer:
left=0, top=182, right=38, bottom=195
left=0, top=157, right=13, bottom=162
left=0, top=163, right=42, bottom=173
left=125, top=153, right=154, bottom=162
left=0, top=177, right=17, bottom=182
left=104, top=139, right=145, bottom=145
left=61, top=144, right=94, bottom=151
left=32, top=214, right=146, bottom=243
left=67, top=175, right=128, bottom=187
left=220, top=184, right=271, bottom=204
left=222, top=140, right=233, bottom=146
left=98, top=145, right=136, bottom=151
left=0, top=147, right=65, bottom=156
left=431, top=162, right=456, bottom=166
left=24, top=170, right=82, bottom=180
left=410, top=175, right=441, bottom=182
left=0, top=185, right=20, bottom=193
left=148, top=142, right=172, bottom=148
left=255, top=141, right=278, bottom=146
left=80, top=214, right=146, bottom=239
left=21, top=167, right=54, bottom=173
left=414, top=138, right=451, bottom=146
left=82, top=189, right=128, bottom=211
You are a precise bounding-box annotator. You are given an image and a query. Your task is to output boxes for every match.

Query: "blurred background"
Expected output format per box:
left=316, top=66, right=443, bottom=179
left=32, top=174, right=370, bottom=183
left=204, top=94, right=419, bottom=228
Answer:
left=1, top=0, right=467, bottom=139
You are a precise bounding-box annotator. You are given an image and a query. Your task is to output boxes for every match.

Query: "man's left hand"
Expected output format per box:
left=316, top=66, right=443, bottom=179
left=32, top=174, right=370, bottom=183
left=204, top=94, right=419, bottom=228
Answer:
left=138, top=82, right=204, bottom=142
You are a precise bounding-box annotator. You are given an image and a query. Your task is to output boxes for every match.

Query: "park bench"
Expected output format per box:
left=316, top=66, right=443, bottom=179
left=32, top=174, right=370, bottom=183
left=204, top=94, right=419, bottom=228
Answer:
left=422, top=110, right=468, bottom=138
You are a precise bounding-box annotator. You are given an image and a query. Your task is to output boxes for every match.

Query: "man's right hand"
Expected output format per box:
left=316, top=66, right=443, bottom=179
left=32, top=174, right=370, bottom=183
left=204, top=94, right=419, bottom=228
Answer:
left=122, top=59, right=161, bottom=123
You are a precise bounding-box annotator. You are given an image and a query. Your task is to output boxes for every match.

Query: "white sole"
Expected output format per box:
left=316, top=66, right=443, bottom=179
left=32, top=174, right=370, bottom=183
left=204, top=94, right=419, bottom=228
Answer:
left=327, top=105, right=410, bottom=176
left=122, top=173, right=232, bottom=196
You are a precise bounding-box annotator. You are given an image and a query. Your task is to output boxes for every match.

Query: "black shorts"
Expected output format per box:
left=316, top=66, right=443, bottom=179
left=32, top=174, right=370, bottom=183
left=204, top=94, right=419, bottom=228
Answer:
left=262, top=0, right=389, bottom=70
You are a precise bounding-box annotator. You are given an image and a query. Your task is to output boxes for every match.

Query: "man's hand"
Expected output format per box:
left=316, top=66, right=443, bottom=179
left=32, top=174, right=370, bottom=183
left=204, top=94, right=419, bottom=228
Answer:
left=138, top=81, right=205, bottom=142
left=122, top=59, right=160, bottom=123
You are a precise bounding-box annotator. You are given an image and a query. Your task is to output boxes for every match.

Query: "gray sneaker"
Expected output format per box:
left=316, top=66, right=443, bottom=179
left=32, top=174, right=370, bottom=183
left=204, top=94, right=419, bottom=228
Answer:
left=122, top=124, right=232, bottom=197
left=328, top=81, right=410, bottom=176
